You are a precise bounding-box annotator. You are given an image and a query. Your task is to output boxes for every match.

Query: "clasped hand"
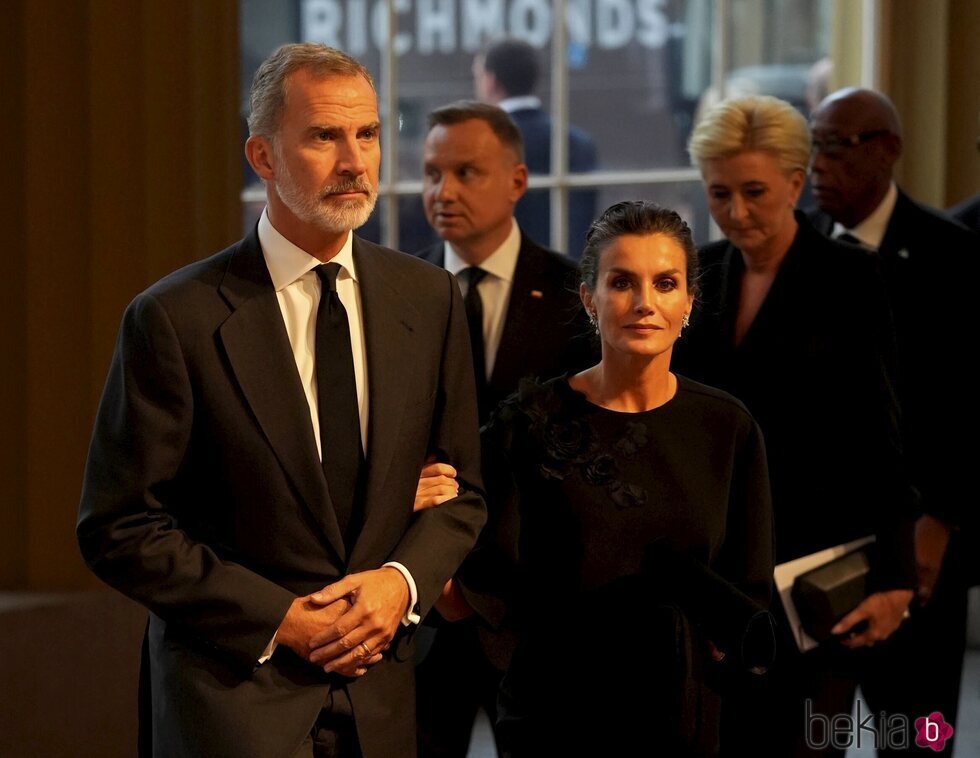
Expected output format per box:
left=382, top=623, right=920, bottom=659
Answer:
left=277, top=455, right=462, bottom=677
left=279, top=567, right=409, bottom=677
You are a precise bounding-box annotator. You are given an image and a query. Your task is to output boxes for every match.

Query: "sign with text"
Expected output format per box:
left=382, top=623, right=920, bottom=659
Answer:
left=301, top=0, right=681, bottom=56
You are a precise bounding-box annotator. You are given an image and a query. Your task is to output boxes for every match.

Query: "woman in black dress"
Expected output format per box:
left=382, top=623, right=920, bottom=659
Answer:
left=673, top=95, right=918, bottom=756
left=430, top=202, right=775, bottom=756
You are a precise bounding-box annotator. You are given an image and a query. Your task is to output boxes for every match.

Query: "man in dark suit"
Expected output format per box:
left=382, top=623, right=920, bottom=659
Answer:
left=809, top=87, right=978, bottom=751
left=417, top=101, right=594, bottom=424
left=474, top=38, right=598, bottom=258
left=77, top=44, right=486, bottom=758
left=412, top=100, right=594, bottom=757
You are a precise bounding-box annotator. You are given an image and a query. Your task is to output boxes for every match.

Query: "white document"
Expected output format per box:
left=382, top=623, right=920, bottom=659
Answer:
left=773, top=535, right=876, bottom=653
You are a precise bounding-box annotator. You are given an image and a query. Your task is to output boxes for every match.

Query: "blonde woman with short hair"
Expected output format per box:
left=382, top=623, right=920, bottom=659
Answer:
left=673, top=95, right=917, bottom=757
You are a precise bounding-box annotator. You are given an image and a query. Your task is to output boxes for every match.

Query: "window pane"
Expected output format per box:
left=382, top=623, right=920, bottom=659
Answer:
left=396, top=37, right=552, bottom=184
left=519, top=187, right=599, bottom=259
left=397, top=193, right=440, bottom=255
left=238, top=1, right=833, bottom=252
left=723, top=0, right=832, bottom=115
left=593, top=181, right=712, bottom=246
left=568, top=0, right=715, bottom=171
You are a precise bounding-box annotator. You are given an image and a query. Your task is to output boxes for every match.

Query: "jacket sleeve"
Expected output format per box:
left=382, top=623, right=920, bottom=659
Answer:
left=452, top=399, right=524, bottom=630
left=854, top=253, right=917, bottom=590
left=387, top=269, right=488, bottom=619
left=77, top=292, right=294, bottom=671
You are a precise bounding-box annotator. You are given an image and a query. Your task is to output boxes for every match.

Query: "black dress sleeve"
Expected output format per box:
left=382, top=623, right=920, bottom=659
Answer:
left=456, top=399, right=523, bottom=629
left=716, top=414, right=775, bottom=611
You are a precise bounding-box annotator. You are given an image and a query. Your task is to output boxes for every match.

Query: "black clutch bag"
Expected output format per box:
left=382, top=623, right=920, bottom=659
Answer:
left=643, top=542, right=776, bottom=672
left=791, top=546, right=871, bottom=642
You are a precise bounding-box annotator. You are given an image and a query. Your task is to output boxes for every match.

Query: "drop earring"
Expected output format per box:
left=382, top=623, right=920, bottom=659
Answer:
left=588, top=310, right=600, bottom=335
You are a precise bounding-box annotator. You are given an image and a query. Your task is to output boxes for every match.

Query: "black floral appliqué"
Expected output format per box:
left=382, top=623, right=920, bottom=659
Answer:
left=614, top=422, right=649, bottom=457
left=582, top=454, right=616, bottom=486
left=516, top=378, right=652, bottom=509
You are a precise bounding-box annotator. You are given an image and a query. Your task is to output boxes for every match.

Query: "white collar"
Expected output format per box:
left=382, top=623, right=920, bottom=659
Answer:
left=257, top=208, right=357, bottom=290
left=498, top=96, right=542, bottom=113
left=832, top=182, right=898, bottom=250
left=443, top=218, right=521, bottom=284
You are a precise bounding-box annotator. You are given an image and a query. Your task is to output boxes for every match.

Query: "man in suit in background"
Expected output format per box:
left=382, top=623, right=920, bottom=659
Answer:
left=417, top=101, right=595, bottom=424
left=809, top=87, right=978, bottom=752
left=474, top=38, right=598, bottom=258
left=77, top=43, right=485, bottom=758
left=413, top=100, right=595, bottom=757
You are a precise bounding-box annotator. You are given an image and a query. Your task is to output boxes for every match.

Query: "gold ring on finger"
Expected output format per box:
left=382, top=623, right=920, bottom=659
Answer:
left=359, top=642, right=372, bottom=657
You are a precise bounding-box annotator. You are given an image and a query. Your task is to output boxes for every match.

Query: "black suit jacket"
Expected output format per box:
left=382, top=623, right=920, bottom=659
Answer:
left=77, top=229, right=487, bottom=758
left=416, top=231, right=596, bottom=425
left=509, top=107, right=598, bottom=258
left=673, top=213, right=916, bottom=587
left=810, top=190, right=979, bottom=529
left=949, top=192, right=980, bottom=234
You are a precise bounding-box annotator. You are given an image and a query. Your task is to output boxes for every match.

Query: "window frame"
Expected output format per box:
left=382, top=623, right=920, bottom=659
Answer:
left=242, top=0, right=874, bottom=252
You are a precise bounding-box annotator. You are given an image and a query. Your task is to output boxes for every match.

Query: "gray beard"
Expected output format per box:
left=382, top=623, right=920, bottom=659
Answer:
left=274, top=156, right=377, bottom=235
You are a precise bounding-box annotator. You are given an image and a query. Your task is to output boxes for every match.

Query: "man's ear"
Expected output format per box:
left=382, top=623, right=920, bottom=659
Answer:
left=246, top=135, right=276, bottom=181
left=511, top=163, right=529, bottom=203
left=485, top=71, right=505, bottom=102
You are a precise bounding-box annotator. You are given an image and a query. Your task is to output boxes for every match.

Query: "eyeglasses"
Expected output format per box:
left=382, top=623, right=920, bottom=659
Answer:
left=811, top=130, right=891, bottom=157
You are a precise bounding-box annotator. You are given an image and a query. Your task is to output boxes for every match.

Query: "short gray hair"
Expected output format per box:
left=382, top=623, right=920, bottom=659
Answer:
left=247, top=43, right=375, bottom=139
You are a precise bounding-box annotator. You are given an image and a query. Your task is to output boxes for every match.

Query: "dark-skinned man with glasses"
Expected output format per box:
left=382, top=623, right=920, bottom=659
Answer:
left=808, top=87, right=978, bottom=757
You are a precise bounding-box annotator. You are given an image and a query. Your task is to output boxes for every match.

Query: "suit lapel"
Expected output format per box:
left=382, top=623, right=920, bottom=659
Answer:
left=349, top=238, right=419, bottom=566
left=217, top=230, right=347, bottom=562
left=491, top=236, right=548, bottom=393
left=730, top=223, right=808, bottom=356
left=714, top=243, right=743, bottom=354
left=877, top=190, right=912, bottom=261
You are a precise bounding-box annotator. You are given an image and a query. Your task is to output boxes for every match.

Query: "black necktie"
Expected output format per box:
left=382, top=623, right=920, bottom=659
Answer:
left=460, top=266, right=488, bottom=390
left=315, top=263, right=363, bottom=543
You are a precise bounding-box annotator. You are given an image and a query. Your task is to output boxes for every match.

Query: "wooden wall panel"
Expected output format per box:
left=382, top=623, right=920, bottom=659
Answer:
left=2, top=0, right=239, bottom=591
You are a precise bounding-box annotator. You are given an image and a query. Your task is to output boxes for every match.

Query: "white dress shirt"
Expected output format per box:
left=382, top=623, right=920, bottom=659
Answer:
left=257, top=209, right=419, bottom=662
left=259, top=209, right=369, bottom=451
left=443, top=219, right=521, bottom=378
left=832, top=182, right=898, bottom=250
left=498, top=95, right=542, bottom=113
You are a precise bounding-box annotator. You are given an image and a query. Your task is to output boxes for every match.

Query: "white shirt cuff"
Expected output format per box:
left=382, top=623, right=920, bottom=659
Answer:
left=260, top=562, right=418, bottom=666
left=258, top=633, right=277, bottom=665
left=383, top=561, right=420, bottom=625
